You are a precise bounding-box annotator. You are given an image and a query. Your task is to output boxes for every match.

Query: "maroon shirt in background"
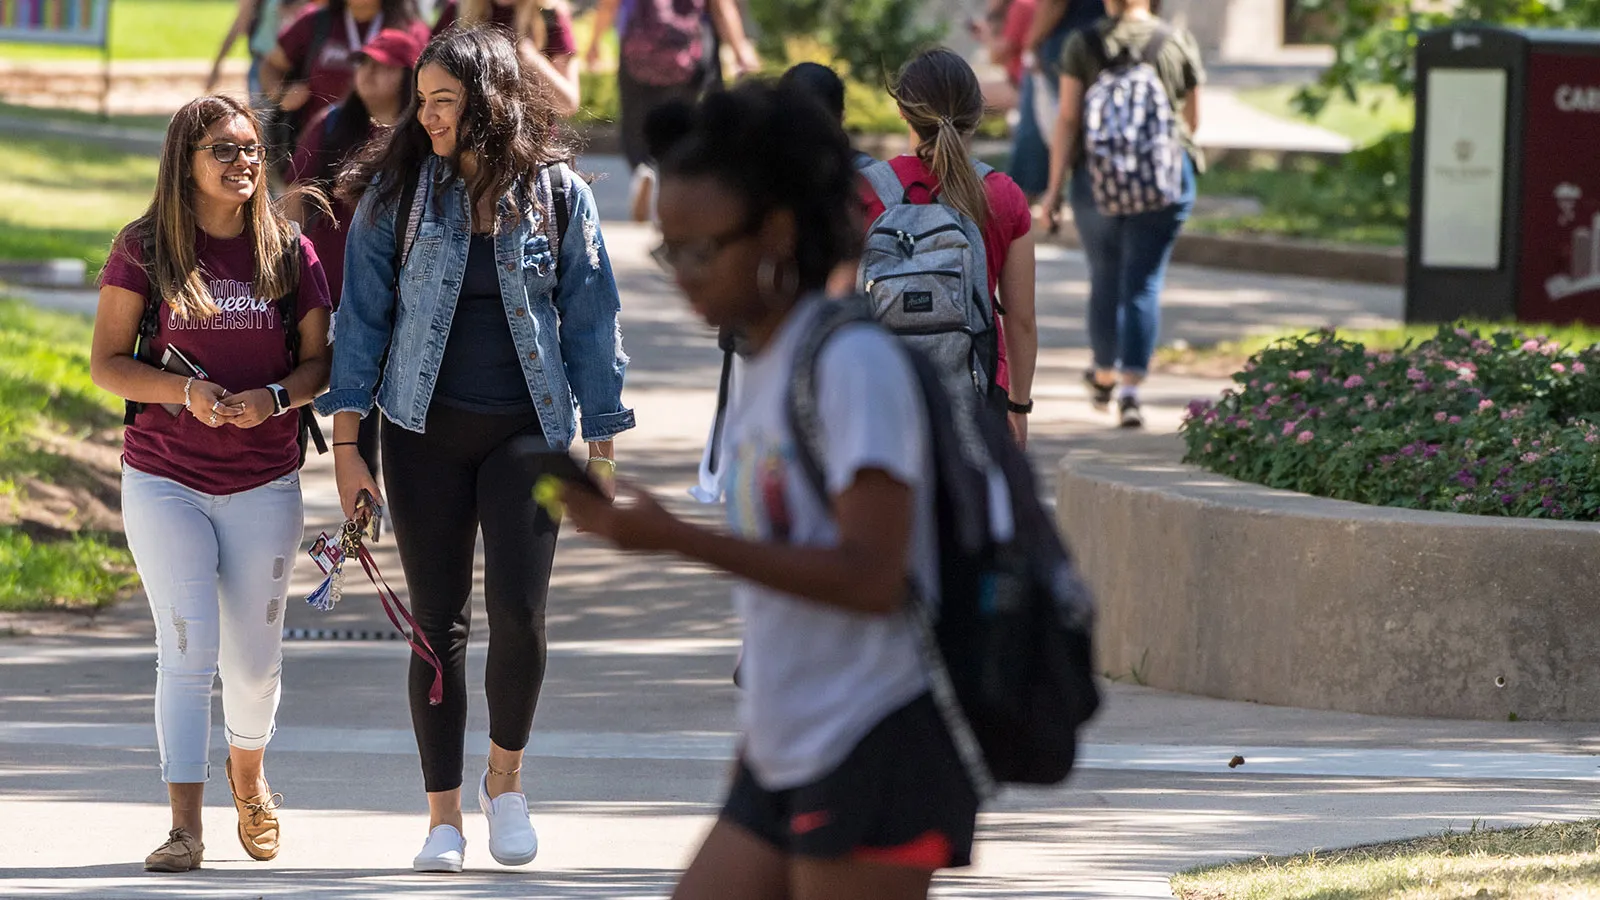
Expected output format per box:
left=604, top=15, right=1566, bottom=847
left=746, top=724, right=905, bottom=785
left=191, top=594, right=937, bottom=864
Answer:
left=101, top=230, right=332, bottom=495
left=277, top=7, right=431, bottom=130
left=433, top=0, right=577, bottom=57
left=288, top=104, right=377, bottom=309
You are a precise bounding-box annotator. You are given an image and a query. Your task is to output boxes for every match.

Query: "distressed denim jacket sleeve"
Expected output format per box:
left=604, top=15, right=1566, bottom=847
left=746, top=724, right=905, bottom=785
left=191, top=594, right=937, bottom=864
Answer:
left=556, top=177, right=635, bottom=442
left=315, top=184, right=397, bottom=418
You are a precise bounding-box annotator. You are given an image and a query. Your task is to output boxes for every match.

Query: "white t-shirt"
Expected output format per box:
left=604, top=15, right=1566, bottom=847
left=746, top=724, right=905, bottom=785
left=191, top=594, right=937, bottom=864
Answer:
left=723, top=298, right=937, bottom=790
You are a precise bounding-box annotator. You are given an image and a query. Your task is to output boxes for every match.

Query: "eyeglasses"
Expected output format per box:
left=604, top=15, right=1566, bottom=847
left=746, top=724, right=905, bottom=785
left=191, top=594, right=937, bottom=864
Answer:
left=194, top=142, right=266, bottom=164
left=650, top=219, right=761, bottom=277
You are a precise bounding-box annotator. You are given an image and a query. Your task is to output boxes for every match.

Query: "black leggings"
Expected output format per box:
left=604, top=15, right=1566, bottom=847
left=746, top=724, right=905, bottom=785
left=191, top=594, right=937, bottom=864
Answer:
left=382, top=404, right=560, bottom=793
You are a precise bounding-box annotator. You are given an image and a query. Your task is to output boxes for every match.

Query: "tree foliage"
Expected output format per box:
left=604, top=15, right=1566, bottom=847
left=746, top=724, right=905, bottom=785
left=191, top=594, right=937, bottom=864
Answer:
left=1293, top=0, right=1600, bottom=117
left=746, top=0, right=945, bottom=86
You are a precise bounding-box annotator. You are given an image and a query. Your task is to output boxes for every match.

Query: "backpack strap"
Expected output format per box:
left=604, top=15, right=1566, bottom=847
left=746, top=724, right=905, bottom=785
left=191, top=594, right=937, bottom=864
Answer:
left=1139, top=26, right=1173, bottom=66
left=859, top=160, right=907, bottom=212
left=537, top=162, right=571, bottom=265
left=277, top=222, right=328, bottom=461
left=124, top=229, right=162, bottom=425
left=392, top=166, right=425, bottom=285
left=785, top=299, right=874, bottom=505
left=291, top=8, right=333, bottom=82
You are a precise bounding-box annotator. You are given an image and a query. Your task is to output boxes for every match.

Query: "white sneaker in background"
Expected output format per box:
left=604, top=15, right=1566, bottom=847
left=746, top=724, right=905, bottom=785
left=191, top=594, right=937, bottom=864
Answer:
left=479, top=769, right=539, bottom=866
left=412, top=823, right=466, bottom=873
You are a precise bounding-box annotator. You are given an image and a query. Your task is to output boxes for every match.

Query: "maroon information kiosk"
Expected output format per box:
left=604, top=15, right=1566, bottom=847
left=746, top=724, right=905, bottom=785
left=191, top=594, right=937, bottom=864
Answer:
left=1407, top=25, right=1600, bottom=326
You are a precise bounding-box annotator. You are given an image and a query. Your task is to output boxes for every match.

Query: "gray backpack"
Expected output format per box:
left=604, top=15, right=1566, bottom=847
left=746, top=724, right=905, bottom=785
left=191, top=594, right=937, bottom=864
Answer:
left=856, top=160, right=1002, bottom=413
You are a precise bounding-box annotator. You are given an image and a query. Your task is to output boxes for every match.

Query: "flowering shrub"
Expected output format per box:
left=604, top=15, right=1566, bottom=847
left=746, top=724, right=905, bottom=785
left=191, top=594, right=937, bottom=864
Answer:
left=1180, top=326, right=1600, bottom=520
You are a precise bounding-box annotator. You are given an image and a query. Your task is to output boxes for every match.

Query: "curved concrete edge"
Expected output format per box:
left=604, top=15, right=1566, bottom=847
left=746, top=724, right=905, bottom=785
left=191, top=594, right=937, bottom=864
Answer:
left=1049, top=216, right=1404, bottom=286
left=1056, top=453, right=1600, bottom=721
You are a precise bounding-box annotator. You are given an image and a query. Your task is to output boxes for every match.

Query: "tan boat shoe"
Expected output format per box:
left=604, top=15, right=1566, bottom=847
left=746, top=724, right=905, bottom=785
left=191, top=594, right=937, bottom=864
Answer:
left=225, top=757, right=282, bottom=861
left=144, top=827, right=203, bottom=872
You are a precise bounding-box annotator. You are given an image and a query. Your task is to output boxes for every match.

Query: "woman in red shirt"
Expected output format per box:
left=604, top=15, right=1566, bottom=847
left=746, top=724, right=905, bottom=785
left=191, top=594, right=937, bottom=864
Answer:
left=434, top=0, right=582, bottom=115
left=858, top=48, right=1039, bottom=446
left=260, top=0, right=429, bottom=143
left=90, top=94, right=332, bottom=873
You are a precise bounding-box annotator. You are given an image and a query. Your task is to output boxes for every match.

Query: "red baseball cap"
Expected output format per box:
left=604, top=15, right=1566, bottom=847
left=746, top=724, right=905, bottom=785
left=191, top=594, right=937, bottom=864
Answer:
left=354, top=28, right=425, bottom=70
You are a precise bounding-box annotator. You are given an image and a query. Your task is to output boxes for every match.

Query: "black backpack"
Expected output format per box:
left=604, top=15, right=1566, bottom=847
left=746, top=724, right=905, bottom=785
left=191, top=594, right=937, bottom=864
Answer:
left=125, top=226, right=328, bottom=466
left=785, top=299, right=1100, bottom=793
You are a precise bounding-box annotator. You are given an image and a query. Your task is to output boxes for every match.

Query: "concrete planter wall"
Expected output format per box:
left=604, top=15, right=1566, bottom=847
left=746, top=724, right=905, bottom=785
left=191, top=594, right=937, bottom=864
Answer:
left=1056, top=454, right=1600, bottom=721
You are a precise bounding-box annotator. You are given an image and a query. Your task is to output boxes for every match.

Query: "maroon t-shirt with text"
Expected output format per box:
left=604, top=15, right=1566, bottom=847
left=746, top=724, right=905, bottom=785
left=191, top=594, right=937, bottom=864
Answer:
left=101, top=229, right=332, bottom=495
left=277, top=7, right=432, bottom=129
left=433, top=0, right=577, bottom=57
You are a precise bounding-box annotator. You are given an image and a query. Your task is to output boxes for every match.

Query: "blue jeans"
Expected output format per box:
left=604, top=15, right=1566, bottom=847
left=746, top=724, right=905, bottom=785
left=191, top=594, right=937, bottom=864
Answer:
left=1069, top=155, right=1196, bottom=376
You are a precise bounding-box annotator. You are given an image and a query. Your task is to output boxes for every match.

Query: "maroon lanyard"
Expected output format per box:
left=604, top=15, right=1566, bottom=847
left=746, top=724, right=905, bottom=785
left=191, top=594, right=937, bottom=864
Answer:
left=354, top=542, right=444, bottom=706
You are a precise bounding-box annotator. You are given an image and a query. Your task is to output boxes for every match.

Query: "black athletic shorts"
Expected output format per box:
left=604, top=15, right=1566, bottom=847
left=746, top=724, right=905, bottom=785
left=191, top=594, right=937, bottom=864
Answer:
left=722, top=693, right=979, bottom=869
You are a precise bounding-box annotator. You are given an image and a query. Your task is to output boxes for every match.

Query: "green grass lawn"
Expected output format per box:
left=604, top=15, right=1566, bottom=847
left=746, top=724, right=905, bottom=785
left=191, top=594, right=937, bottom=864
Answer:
left=0, top=298, right=134, bottom=612
left=0, top=100, right=172, bottom=132
left=1238, top=84, right=1415, bottom=149
left=0, top=0, right=242, bottom=60
left=0, top=131, right=156, bottom=276
left=1194, top=165, right=1407, bottom=246
left=1172, top=819, right=1600, bottom=900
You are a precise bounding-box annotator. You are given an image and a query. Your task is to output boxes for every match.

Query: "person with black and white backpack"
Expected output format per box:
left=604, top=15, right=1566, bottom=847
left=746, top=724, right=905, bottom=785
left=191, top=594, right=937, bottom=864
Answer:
left=1038, top=0, right=1202, bottom=428
left=318, top=26, right=634, bottom=873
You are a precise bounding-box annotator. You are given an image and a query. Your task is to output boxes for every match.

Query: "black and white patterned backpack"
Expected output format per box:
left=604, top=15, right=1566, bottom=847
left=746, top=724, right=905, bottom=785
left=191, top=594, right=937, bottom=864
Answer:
left=1082, top=26, right=1185, bottom=216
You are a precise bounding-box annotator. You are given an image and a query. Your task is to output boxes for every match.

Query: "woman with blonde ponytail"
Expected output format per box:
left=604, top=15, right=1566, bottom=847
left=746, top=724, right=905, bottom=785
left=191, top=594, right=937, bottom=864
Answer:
left=90, top=94, right=332, bottom=873
left=860, top=47, right=1039, bottom=446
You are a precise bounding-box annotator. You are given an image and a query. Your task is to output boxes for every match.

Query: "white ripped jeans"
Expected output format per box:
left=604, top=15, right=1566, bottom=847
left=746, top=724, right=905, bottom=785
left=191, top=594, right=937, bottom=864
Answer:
left=122, top=464, right=303, bottom=784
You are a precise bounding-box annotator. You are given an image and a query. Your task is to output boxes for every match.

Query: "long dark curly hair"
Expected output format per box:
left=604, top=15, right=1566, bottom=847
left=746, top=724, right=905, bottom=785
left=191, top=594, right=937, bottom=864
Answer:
left=339, top=25, right=572, bottom=230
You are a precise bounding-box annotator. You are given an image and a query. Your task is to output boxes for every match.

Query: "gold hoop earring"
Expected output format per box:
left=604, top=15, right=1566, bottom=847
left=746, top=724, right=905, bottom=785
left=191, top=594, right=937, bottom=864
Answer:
left=757, top=257, right=799, bottom=300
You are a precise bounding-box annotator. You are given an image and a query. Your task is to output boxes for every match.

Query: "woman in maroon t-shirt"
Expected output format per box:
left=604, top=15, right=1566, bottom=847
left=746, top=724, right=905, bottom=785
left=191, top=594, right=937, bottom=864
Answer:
left=90, top=94, right=332, bottom=873
left=434, top=0, right=582, bottom=116
left=261, top=0, right=428, bottom=140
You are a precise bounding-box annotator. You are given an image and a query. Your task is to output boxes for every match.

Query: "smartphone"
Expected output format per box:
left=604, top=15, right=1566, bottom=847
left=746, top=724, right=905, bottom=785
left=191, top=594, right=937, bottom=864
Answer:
left=508, top=438, right=606, bottom=497
left=355, top=489, right=384, bottom=543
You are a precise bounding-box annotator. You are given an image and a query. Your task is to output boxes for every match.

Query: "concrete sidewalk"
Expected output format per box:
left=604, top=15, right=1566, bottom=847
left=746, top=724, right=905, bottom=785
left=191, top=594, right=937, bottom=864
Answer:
left=7, top=214, right=1598, bottom=898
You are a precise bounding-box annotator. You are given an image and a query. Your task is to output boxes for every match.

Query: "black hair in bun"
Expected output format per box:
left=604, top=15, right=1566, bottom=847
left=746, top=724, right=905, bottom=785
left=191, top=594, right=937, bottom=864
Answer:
left=643, top=81, right=862, bottom=295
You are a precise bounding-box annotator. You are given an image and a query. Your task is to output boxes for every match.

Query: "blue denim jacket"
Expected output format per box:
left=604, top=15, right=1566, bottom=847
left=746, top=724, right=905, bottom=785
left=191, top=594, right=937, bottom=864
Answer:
left=315, top=158, right=635, bottom=445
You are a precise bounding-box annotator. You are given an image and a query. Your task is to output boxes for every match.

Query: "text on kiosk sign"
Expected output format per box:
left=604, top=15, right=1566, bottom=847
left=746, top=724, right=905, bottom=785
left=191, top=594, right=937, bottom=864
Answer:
left=1556, top=85, right=1600, bottom=112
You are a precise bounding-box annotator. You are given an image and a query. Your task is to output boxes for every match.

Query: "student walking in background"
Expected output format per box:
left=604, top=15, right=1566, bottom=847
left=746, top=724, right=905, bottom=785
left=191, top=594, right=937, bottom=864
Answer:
left=565, top=79, right=979, bottom=900
left=1039, top=0, right=1202, bottom=428
left=260, top=0, right=430, bottom=154
left=433, top=0, right=583, bottom=116
left=89, top=94, right=332, bottom=873
left=286, top=26, right=422, bottom=476
left=583, top=0, right=760, bottom=222
left=860, top=48, right=1039, bottom=447
left=317, top=26, right=633, bottom=873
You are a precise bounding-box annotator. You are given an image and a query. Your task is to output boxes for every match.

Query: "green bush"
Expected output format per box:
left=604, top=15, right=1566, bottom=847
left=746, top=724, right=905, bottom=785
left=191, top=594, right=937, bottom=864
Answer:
left=1181, top=325, right=1600, bottom=520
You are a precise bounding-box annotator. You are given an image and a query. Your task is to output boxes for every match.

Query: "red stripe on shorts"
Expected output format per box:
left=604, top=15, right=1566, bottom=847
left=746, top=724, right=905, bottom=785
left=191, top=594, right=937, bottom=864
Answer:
left=850, top=830, right=953, bottom=870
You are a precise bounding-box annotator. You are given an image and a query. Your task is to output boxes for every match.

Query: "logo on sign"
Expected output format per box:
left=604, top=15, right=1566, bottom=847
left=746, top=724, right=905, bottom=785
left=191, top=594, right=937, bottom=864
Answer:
left=1454, top=140, right=1473, bottom=163
left=1451, top=32, right=1482, bottom=51
left=1545, top=184, right=1600, bottom=301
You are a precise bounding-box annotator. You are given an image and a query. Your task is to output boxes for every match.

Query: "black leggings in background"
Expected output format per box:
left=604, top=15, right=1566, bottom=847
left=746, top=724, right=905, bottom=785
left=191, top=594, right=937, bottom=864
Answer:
left=381, top=404, right=560, bottom=794
left=357, top=410, right=381, bottom=479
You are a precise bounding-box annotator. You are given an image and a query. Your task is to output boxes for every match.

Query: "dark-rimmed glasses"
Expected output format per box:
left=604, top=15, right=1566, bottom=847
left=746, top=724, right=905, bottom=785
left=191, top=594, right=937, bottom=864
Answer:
left=651, top=219, right=762, bottom=277
left=194, top=142, right=266, bottom=164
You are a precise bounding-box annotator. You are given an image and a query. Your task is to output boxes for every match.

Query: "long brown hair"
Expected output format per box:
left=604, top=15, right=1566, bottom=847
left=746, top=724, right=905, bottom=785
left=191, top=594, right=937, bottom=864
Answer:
left=341, top=26, right=571, bottom=229
left=891, top=48, right=989, bottom=228
left=120, top=95, right=300, bottom=320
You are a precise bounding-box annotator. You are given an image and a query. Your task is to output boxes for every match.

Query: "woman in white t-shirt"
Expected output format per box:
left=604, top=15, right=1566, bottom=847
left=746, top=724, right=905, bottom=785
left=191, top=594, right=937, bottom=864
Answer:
left=565, top=83, right=979, bottom=900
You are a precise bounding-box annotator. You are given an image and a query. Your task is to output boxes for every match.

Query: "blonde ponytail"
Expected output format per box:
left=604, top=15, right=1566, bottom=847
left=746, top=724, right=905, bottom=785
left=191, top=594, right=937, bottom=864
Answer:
left=891, top=48, right=990, bottom=228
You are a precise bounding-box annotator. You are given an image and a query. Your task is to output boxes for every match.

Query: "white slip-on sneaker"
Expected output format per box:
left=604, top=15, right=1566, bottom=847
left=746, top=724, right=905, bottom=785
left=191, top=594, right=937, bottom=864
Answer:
left=478, top=769, right=538, bottom=866
left=413, top=824, right=466, bottom=873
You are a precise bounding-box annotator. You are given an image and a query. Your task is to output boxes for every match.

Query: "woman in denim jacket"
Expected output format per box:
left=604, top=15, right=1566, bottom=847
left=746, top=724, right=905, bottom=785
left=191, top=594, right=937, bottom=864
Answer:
left=315, top=26, right=633, bottom=872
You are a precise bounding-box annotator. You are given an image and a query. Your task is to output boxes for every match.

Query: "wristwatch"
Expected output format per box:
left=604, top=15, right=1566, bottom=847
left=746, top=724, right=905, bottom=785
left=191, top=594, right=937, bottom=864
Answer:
left=267, top=383, right=292, bottom=416
left=1008, top=398, right=1034, bottom=415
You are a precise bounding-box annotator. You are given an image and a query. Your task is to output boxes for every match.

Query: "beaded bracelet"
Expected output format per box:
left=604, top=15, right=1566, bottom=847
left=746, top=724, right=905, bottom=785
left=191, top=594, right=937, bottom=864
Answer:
left=182, top=376, right=195, bottom=411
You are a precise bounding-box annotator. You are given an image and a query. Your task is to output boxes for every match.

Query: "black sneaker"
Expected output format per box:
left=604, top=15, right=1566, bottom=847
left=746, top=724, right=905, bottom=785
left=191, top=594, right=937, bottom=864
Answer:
left=1084, top=371, right=1114, bottom=411
left=1118, top=395, right=1144, bottom=428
